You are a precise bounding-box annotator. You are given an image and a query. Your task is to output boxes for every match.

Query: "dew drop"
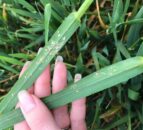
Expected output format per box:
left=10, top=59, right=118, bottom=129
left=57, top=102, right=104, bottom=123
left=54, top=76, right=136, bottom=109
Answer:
left=24, top=76, right=27, bottom=79
left=95, top=72, right=99, bottom=76
left=51, top=41, right=55, bottom=45
left=62, top=37, right=66, bottom=41
left=75, top=89, right=79, bottom=93
left=58, top=34, right=61, bottom=37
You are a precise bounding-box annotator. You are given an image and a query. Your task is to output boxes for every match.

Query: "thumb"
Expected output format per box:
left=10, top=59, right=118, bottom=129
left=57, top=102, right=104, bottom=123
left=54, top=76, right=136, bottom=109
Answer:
left=18, top=90, right=60, bottom=130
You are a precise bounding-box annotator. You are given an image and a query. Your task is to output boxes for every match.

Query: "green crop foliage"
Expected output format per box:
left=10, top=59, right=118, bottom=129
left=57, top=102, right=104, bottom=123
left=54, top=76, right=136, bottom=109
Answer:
left=0, top=0, right=143, bottom=129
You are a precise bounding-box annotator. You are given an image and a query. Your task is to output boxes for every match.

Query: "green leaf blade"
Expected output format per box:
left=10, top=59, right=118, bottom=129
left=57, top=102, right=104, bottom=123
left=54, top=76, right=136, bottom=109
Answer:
left=0, top=57, right=143, bottom=129
left=0, top=0, right=93, bottom=113
left=44, top=56, right=143, bottom=109
left=45, top=4, right=51, bottom=45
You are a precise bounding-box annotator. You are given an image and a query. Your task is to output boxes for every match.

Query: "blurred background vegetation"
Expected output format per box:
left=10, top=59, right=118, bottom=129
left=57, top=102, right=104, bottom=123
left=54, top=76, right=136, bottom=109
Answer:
left=0, top=0, right=143, bottom=129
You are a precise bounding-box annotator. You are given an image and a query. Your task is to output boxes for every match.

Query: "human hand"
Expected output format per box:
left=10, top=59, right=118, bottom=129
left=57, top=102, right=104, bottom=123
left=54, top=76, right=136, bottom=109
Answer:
left=14, top=55, right=86, bottom=130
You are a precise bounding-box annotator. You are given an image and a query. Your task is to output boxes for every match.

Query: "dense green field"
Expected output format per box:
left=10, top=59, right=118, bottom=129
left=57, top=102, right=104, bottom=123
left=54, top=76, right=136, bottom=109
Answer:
left=0, top=0, right=143, bottom=129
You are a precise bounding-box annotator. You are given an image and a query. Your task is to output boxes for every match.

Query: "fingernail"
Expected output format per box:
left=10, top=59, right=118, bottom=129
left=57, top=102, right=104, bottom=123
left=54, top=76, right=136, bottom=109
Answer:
left=24, top=61, right=31, bottom=67
left=55, top=55, right=63, bottom=63
left=74, top=74, right=82, bottom=82
left=37, top=47, right=43, bottom=55
left=18, top=90, right=36, bottom=113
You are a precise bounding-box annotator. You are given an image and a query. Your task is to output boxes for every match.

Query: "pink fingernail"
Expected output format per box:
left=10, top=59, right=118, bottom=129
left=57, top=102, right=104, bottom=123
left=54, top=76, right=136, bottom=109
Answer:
left=18, top=90, right=36, bottom=113
left=56, top=55, right=63, bottom=63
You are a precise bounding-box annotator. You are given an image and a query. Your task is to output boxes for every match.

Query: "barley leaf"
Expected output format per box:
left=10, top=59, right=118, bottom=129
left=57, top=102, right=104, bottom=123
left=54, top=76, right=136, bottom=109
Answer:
left=14, top=0, right=36, bottom=12
left=0, top=56, right=143, bottom=129
left=0, top=55, right=24, bottom=66
left=7, top=8, right=41, bottom=20
left=45, top=4, right=51, bottom=45
left=0, top=0, right=93, bottom=113
left=112, top=0, right=123, bottom=25
left=0, top=62, right=18, bottom=74
left=127, top=7, right=143, bottom=47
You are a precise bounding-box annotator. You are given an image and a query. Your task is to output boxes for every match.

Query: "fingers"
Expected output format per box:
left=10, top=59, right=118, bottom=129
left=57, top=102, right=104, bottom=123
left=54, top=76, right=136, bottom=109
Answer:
left=34, top=65, right=51, bottom=97
left=70, top=74, right=87, bottom=130
left=18, top=90, right=60, bottom=130
left=52, top=56, right=66, bottom=92
left=14, top=122, right=30, bottom=130
left=52, top=56, right=70, bottom=128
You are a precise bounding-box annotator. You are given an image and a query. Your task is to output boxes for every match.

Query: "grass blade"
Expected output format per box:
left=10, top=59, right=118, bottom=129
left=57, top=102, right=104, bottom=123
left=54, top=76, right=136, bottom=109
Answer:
left=14, top=0, right=36, bottom=12
left=0, top=62, right=18, bottom=74
left=45, top=4, right=51, bottom=45
left=0, top=0, right=93, bottom=113
left=127, top=7, right=143, bottom=47
left=0, top=56, right=143, bottom=129
left=0, top=55, right=24, bottom=66
left=9, top=53, right=33, bottom=60
left=123, top=0, right=130, bottom=17
left=44, top=56, right=143, bottom=109
left=7, top=8, right=41, bottom=20
left=112, top=0, right=123, bottom=25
